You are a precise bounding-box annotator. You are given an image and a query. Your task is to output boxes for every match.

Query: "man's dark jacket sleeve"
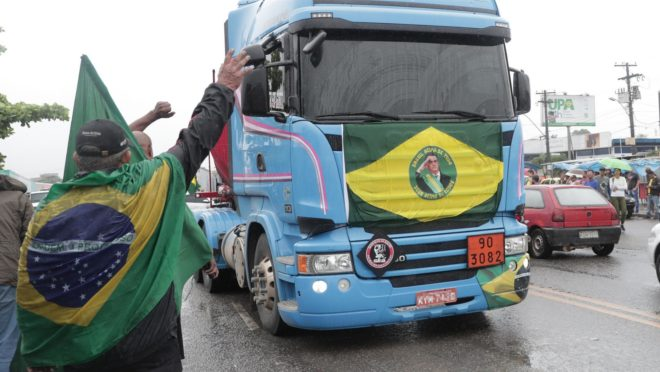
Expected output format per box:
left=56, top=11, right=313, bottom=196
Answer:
left=168, top=83, right=235, bottom=186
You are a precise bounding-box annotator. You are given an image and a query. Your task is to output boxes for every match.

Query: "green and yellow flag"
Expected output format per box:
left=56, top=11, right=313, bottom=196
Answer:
left=62, top=55, right=146, bottom=181
left=16, top=55, right=210, bottom=367
left=344, top=122, right=503, bottom=227
left=17, top=154, right=210, bottom=366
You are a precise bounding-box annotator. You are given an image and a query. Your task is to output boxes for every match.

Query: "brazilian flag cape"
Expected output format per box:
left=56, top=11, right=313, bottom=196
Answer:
left=16, top=153, right=210, bottom=366
left=344, top=122, right=503, bottom=227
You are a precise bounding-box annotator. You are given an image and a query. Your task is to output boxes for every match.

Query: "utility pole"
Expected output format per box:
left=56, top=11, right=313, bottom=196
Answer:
left=614, top=62, right=643, bottom=139
left=536, top=90, right=555, bottom=162
left=566, top=126, right=573, bottom=160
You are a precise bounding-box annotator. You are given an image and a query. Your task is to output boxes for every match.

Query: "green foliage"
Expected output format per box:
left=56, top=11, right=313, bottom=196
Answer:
left=0, top=26, right=5, bottom=56
left=530, top=153, right=567, bottom=165
left=572, top=128, right=590, bottom=135
left=0, top=25, right=65, bottom=168
left=0, top=92, right=70, bottom=169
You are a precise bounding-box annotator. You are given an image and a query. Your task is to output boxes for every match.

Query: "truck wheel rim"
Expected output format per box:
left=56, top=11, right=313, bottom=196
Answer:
left=533, top=235, right=544, bottom=253
left=253, top=256, right=276, bottom=311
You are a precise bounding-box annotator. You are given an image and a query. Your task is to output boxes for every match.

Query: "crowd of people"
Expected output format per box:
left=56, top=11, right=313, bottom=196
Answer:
left=526, top=166, right=660, bottom=231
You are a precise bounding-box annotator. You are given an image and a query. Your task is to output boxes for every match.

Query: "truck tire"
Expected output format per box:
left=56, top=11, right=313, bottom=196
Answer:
left=592, top=244, right=614, bottom=257
left=252, top=233, right=287, bottom=335
left=529, top=229, right=552, bottom=259
left=203, top=268, right=238, bottom=293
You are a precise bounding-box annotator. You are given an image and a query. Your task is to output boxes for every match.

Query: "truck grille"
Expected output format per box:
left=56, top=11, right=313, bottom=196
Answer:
left=385, top=239, right=476, bottom=287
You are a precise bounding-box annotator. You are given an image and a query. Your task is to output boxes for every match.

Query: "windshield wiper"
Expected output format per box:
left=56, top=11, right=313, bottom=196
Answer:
left=411, top=110, right=487, bottom=120
left=314, top=111, right=400, bottom=121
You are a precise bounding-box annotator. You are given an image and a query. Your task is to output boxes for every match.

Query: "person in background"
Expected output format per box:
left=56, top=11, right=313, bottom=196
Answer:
left=646, top=168, right=660, bottom=219
left=627, top=170, right=640, bottom=214
left=610, top=168, right=628, bottom=231
left=129, top=101, right=176, bottom=160
left=0, top=175, right=33, bottom=371
left=526, top=169, right=535, bottom=185
left=531, top=175, right=540, bottom=185
left=597, top=167, right=610, bottom=199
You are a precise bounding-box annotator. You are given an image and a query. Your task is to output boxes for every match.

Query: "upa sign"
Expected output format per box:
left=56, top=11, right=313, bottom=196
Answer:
left=545, top=95, right=595, bottom=127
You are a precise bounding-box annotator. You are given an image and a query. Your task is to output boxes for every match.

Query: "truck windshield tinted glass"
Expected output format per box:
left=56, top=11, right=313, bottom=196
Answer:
left=300, top=31, right=514, bottom=120
left=553, top=188, right=610, bottom=207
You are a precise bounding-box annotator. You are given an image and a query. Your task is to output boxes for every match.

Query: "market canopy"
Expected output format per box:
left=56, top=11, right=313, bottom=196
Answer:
left=577, top=158, right=632, bottom=172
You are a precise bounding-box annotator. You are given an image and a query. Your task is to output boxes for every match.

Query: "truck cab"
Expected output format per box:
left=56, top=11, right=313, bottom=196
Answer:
left=196, top=0, right=531, bottom=334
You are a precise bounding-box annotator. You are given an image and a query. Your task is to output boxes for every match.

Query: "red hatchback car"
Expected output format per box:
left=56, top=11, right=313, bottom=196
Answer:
left=524, top=185, right=621, bottom=258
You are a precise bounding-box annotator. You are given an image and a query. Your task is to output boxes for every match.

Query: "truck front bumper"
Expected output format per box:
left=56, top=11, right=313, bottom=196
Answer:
left=277, top=254, right=529, bottom=330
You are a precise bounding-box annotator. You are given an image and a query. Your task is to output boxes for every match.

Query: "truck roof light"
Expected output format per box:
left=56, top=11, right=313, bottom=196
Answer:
left=311, top=12, right=333, bottom=18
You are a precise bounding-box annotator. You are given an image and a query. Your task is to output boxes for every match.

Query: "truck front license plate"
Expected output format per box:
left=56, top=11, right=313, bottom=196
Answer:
left=416, top=288, right=457, bottom=309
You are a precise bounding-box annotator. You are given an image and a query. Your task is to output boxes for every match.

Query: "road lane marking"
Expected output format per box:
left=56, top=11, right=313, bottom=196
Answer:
left=528, top=287, right=660, bottom=330
left=530, top=284, right=660, bottom=321
left=232, top=302, right=261, bottom=331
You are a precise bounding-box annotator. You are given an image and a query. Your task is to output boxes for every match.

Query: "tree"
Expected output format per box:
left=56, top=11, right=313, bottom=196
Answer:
left=0, top=26, right=69, bottom=169
left=530, top=153, right=567, bottom=165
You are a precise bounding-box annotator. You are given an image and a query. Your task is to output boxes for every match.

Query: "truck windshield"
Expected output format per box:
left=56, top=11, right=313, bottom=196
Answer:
left=300, top=31, right=514, bottom=121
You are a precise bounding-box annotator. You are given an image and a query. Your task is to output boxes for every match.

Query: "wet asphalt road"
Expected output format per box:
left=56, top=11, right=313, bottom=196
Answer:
left=180, top=218, right=660, bottom=371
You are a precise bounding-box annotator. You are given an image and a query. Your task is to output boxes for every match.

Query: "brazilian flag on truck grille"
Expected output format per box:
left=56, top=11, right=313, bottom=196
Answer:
left=344, top=122, right=503, bottom=226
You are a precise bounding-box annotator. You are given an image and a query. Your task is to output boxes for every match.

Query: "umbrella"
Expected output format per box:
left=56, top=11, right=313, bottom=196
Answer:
left=577, top=158, right=632, bottom=172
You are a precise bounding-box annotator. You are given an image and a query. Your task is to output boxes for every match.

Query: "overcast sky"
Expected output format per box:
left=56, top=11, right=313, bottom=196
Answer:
left=1, top=0, right=658, bottom=178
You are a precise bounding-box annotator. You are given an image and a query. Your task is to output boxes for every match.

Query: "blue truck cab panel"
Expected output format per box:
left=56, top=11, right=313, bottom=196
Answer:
left=197, top=0, right=531, bottom=332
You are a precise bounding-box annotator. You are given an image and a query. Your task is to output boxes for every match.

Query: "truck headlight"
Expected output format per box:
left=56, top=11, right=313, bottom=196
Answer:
left=505, top=235, right=527, bottom=256
left=298, top=253, right=353, bottom=275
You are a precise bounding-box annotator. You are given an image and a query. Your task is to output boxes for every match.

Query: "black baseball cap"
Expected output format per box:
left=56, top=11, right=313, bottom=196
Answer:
left=75, top=119, right=128, bottom=157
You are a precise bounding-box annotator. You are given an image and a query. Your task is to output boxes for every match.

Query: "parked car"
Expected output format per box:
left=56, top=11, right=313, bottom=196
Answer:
left=647, top=223, right=660, bottom=283
left=524, top=185, right=621, bottom=258
left=29, top=190, right=49, bottom=208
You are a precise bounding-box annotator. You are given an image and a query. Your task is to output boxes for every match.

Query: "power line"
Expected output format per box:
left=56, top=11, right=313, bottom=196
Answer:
left=521, top=114, right=546, bottom=137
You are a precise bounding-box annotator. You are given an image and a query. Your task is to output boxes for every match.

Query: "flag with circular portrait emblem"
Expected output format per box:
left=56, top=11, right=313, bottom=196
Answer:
left=16, top=153, right=211, bottom=367
left=344, top=122, right=503, bottom=227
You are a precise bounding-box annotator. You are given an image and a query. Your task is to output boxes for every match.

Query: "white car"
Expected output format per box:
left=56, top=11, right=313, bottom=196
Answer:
left=647, top=223, right=660, bottom=283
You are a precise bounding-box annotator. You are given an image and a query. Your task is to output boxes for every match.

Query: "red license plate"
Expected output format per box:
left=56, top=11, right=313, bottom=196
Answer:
left=416, top=288, right=457, bottom=308
left=467, top=233, right=505, bottom=268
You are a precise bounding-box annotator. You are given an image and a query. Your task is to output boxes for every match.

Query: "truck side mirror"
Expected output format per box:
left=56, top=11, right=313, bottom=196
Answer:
left=241, top=66, right=269, bottom=117
left=513, top=70, right=531, bottom=115
left=243, top=44, right=266, bottom=67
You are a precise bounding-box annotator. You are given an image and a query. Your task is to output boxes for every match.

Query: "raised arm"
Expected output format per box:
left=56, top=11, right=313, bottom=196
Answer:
left=129, top=101, right=175, bottom=132
left=167, top=49, right=252, bottom=186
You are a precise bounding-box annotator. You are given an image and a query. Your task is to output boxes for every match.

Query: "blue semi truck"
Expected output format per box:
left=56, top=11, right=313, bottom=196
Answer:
left=195, top=0, right=531, bottom=334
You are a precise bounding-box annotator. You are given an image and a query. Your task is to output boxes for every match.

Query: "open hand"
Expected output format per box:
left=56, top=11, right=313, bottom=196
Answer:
left=217, top=49, right=253, bottom=91
left=204, top=258, right=219, bottom=279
